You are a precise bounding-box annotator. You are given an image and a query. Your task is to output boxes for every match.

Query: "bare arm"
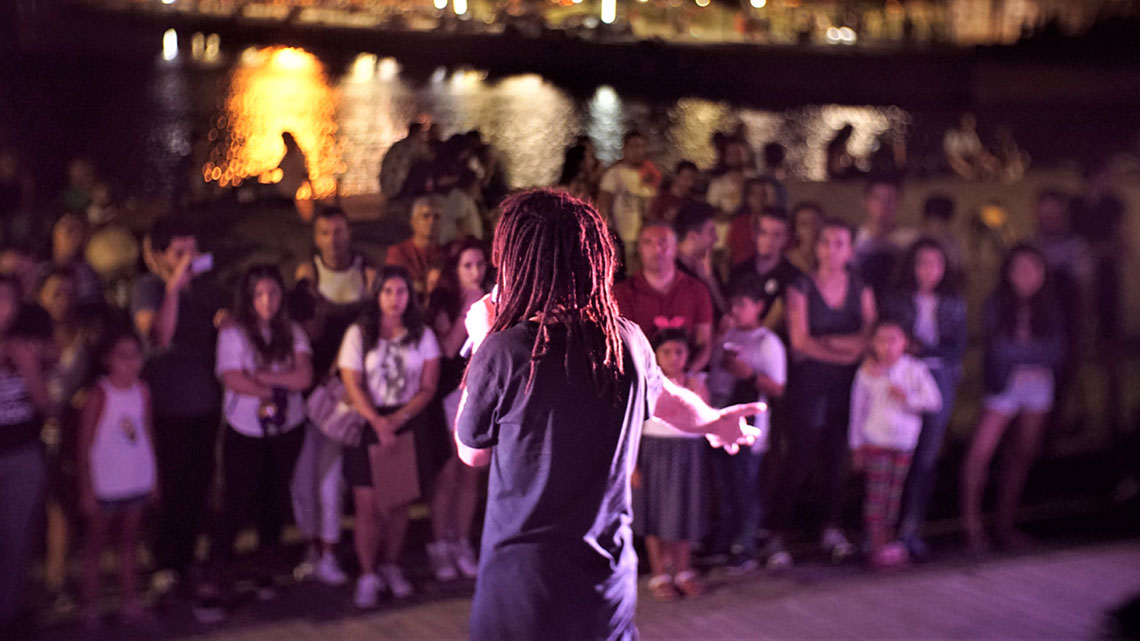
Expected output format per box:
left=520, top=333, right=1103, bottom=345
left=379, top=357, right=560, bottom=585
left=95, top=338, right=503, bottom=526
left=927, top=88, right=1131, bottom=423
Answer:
left=254, top=351, right=313, bottom=392
left=786, top=287, right=865, bottom=365
left=762, top=297, right=786, bottom=332
left=653, top=376, right=764, bottom=452
left=435, top=311, right=468, bottom=359
left=687, top=322, right=713, bottom=373
left=77, top=385, right=106, bottom=514
left=821, top=288, right=875, bottom=354
left=342, top=367, right=395, bottom=447
left=142, top=384, right=161, bottom=500
left=596, top=190, right=615, bottom=221
left=389, top=358, right=440, bottom=433
left=219, top=370, right=273, bottom=399
left=153, top=254, right=193, bottom=348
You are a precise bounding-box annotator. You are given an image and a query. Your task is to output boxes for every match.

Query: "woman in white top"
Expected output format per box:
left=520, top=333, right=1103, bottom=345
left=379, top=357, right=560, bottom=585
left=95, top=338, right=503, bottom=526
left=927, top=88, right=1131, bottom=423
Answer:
left=339, top=265, right=440, bottom=608
left=205, top=264, right=312, bottom=608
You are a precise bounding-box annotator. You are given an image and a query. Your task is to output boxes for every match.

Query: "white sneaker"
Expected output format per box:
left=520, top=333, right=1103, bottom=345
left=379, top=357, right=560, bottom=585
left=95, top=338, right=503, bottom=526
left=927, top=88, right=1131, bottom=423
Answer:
left=353, top=573, right=383, bottom=609
left=294, top=546, right=320, bottom=582
left=450, top=540, right=478, bottom=579
left=821, top=528, right=856, bottom=562
left=315, top=551, right=349, bottom=586
left=427, top=541, right=458, bottom=582
left=379, top=563, right=414, bottom=599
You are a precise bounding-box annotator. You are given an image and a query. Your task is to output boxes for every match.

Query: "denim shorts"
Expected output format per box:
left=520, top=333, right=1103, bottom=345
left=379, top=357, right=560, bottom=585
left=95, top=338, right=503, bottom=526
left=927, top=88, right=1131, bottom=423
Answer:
left=984, top=367, right=1055, bottom=415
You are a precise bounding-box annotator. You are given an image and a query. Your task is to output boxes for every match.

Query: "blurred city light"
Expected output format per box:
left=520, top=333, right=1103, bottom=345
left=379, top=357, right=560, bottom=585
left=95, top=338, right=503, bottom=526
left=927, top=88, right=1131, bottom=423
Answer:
left=454, top=0, right=467, bottom=15
left=750, top=0, right=766, bottom=7
left=601, top=0, right=615, bottom=25
left=162, top=29, right=178, bottom=60
left=434, top=0, right=447, bottom=10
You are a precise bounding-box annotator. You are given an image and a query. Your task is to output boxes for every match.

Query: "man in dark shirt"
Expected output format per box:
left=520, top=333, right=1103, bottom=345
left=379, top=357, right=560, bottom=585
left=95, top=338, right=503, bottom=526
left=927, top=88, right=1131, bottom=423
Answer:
left=727, top=207, right=801, bottom=333
left=674, top=201, right=727, bottom=316
left=131, top=217, right=223, bottom=601
left=454, top=190, right=761, bottom=641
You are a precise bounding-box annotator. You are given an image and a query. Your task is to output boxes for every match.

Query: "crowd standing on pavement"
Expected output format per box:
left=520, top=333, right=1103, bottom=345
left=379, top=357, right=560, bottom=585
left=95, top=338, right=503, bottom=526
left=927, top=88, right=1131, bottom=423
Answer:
left=0, top=118, right=1133, bottom=634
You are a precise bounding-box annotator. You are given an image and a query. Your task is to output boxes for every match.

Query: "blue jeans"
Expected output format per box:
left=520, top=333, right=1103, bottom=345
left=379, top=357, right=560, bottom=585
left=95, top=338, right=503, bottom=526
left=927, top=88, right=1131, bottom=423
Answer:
left=899, top=366, right=958, bottom=535
left=0, top=442, right=46, bottom=623
left=711, top=447, right=763, bottom=555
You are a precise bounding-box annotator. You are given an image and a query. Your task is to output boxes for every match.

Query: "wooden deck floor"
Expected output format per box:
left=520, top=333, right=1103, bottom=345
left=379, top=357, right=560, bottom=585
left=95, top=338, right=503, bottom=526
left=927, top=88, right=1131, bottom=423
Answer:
left=56, top=540, right=1134, bottom=641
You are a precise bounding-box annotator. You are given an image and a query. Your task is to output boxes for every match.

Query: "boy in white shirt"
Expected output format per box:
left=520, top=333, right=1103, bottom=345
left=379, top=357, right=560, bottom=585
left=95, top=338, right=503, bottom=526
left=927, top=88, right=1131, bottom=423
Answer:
left=849, top=319, right=941, bottom=567
left=706, top=275, right=786, bottom=571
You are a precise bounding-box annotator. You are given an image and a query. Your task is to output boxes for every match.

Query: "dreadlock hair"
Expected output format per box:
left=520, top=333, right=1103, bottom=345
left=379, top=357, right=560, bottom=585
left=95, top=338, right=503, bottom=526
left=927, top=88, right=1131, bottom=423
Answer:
left=489, top=189, right=624, bottom=391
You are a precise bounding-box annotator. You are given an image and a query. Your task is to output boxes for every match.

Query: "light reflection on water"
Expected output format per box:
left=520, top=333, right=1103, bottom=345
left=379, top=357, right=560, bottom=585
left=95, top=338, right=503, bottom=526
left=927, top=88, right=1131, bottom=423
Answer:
left=206, top=47, right=342, bottom=198
left=201, top=46, right=909, bottom=198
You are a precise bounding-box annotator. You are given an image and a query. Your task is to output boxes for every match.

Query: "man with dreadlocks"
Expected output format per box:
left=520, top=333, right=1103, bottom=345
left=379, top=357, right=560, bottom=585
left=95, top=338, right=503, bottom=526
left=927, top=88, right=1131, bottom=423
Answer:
left=455, top=189, right=763, bottom=641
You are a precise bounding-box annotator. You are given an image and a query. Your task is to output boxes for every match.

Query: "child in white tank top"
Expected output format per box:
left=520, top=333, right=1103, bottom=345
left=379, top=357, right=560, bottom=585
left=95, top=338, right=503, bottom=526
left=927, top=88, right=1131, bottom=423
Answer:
left=78, top=330, right=157, bottom=627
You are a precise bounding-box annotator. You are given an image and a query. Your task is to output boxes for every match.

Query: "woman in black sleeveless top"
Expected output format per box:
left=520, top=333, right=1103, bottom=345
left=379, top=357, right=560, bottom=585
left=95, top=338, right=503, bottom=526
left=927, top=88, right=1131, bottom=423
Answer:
left=764, top=218, right=875, bottom=568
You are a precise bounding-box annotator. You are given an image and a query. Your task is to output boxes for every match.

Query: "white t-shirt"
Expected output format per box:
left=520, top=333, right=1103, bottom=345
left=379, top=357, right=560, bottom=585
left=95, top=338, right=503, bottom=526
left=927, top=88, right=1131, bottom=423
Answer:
left=600, top=164, right=655, bottom=244
left=706, top=172, right=749, bottom=216
left=314, top=255, right=367, bottom=305
left=216, top=323, right=311, bottom=437
left=707, top=326, right=787, bottom=445
left=337, top=324, right=440, bottom=407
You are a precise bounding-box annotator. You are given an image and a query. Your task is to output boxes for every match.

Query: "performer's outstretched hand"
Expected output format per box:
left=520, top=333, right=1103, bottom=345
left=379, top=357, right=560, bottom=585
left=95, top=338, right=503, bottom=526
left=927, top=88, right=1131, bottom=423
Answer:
left=703, top=402, right=767, bottom=454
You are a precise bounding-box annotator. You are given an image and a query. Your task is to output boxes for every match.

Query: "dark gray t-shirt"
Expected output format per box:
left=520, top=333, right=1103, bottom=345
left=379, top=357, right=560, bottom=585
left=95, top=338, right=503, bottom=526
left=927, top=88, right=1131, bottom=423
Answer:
left=130, top=273, right=223, bottom=418
left=457, top=317, right=661, bottom=641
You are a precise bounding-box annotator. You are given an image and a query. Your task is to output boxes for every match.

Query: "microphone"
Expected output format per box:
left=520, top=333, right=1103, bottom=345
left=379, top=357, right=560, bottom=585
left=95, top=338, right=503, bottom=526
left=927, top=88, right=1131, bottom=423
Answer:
left=459, top=284, right=498, bottom=359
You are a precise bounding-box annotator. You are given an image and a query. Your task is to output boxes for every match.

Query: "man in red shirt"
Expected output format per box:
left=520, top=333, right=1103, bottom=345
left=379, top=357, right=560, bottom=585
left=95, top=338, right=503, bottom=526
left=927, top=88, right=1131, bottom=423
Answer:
left=615, top=221, right=714, bottom=373
left=386, top=196, right=443, bottom=299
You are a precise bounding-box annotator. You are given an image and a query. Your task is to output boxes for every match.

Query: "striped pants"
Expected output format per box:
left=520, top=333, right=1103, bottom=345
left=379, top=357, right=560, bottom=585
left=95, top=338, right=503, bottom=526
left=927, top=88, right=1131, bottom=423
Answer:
left=863, top=446, right=913, bottom=542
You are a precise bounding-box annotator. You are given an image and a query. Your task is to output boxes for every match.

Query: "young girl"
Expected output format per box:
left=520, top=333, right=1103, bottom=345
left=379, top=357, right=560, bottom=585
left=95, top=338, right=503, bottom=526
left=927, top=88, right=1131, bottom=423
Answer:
left=200, top=264, right=312, bottom=619
left=633, top=328, right=711, bottom=600
left=961, top=244, right=1064, bottom=552
left=426, top=239, right=490, bottom=582
left=883, top=238, right=968, bottom=559
left=78, top=329, right=157, bottom=627
left=849, top=320, right=941, bottom=568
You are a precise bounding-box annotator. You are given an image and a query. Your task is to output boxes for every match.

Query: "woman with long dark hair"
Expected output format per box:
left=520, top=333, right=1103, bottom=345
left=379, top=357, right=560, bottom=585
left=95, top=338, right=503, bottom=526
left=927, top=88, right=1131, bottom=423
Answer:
left=424, top=238, right=490, bottom=582
left=881, top=238, right=967, bottom=558
left=201, top=264, right=312, bottom=616
left=766, top=218, right=876, bottom=568
left=454, top=189, right=762, bottom=641
left=961, top=244, right=1064, bottom=552
left=340, top=265, right=440, bottom=607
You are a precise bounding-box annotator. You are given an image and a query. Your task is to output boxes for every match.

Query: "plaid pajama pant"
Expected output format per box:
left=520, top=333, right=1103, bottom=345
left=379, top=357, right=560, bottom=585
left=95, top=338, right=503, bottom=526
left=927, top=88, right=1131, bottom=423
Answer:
left=863, top=446, right=914, bottom=538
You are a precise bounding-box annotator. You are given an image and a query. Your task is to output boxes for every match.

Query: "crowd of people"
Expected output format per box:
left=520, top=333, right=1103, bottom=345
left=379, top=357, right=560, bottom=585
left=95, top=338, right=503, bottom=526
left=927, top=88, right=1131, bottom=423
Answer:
left=0, top=121, right=1132, bottom=634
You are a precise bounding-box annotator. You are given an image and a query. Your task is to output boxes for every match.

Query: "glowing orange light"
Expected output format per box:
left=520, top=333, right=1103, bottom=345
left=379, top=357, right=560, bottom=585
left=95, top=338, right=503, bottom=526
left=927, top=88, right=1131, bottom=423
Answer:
left=205, top=46, right=341, bottom=199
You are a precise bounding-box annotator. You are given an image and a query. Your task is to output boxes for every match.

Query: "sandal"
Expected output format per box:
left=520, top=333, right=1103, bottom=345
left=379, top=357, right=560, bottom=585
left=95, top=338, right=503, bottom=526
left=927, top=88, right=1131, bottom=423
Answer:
left=673, top=570, right=705, bottom=597
left=648, top=574, right=678, bottom=601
